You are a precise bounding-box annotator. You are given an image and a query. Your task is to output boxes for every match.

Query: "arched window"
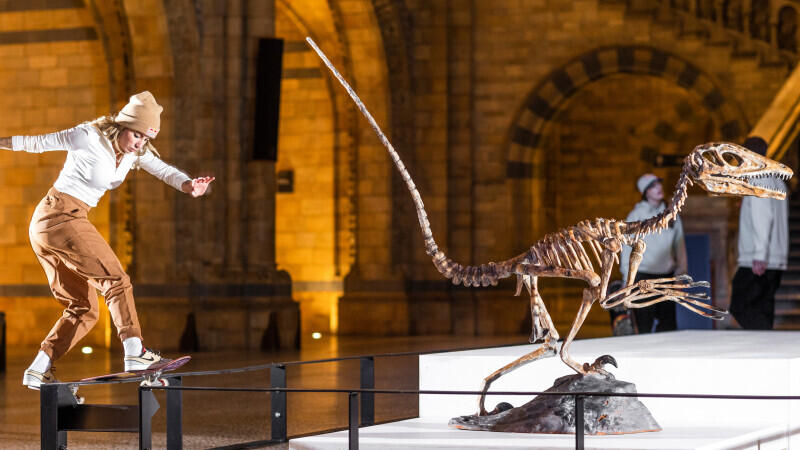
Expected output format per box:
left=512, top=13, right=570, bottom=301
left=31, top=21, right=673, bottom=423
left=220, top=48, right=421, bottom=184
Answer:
left=750, top=0, right=771, bottom=41
left=723, top=0, right=744, bottom=31
left=778, top=5, right=798, bottom=51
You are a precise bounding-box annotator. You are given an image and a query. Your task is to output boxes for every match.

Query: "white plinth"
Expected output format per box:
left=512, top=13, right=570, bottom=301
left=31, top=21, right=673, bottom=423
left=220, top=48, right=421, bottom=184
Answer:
left=291, top=330, right=800, bottom=449
left=290, top=417, right=792, bottom=449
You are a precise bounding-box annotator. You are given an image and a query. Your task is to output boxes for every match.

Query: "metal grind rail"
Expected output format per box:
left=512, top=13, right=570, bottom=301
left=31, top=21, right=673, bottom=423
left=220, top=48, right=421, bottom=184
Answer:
left=39, top=347, right=800, bottom=450
left=38, top=342, right=520, bottom=449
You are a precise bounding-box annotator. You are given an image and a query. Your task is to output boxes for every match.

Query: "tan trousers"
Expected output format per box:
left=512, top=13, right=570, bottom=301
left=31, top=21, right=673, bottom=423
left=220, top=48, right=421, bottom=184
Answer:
left=30, top=187, right=142, bottom=361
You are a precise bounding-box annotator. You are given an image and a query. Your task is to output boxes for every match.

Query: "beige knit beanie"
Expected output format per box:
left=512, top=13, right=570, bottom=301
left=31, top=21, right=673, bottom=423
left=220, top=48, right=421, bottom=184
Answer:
left=115, top=91, right=163, bottom=139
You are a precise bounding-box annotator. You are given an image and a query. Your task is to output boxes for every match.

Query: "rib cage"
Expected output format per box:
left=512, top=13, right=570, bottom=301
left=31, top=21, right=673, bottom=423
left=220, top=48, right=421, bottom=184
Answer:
left=429, top=218, right=622, bottom=288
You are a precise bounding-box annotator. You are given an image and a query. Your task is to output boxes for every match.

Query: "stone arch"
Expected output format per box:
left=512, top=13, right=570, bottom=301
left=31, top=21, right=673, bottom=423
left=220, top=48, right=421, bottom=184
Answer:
left=506, top=45, right=748, bottom=248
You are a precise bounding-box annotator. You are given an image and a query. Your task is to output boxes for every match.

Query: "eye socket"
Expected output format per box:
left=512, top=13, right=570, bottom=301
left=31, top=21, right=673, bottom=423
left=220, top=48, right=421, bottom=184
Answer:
left=721, top=152, right=743, bottom=166
left=702, top=151, right=722, bottom=165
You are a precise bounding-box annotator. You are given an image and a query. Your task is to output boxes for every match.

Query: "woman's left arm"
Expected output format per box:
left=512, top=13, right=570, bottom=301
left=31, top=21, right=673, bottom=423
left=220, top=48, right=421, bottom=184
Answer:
left=180, top=176, right=215, bottom=197
left=138, top=151, right=214, bottom=197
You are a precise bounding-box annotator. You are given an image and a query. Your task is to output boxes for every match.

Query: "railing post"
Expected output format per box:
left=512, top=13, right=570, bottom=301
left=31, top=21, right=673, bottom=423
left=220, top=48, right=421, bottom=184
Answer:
left=40, top=384, right=66, bottom=450
left=575, top=394, right=584, bottom=450
left=270, top=365, right=287, bottom=442
left=166, top=377, right=183, bottom=450
left=138, top=387, right=158, bottom=450
left=349, top=392, right=359, bottom=450
left=359, top=357, right=374, bottom=426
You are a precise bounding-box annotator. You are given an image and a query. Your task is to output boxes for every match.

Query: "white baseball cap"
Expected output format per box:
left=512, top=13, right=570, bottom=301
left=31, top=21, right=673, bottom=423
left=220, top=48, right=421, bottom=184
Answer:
left=636, top=173, right=662, bottom=195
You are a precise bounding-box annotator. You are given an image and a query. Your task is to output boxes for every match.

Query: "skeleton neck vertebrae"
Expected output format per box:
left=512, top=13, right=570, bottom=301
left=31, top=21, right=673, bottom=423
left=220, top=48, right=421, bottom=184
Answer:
left=623, top=162, right=692, bottom=241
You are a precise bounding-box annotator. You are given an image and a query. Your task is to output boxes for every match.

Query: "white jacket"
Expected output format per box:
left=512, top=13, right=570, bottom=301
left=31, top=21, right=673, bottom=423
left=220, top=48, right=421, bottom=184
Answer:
left=737, top=177, right=788, bottom=270
left=12, top=123, right=190, bottom=207
left=620, top=201, right=687, bottom=281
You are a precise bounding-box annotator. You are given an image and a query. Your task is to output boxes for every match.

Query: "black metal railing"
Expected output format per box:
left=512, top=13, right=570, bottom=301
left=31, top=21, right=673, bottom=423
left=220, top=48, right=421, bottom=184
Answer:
left=39, top=343, right=800, bottom=450
left=39, top=343, right=519, bottom=449
left=141, top=384, right=800, bottom=450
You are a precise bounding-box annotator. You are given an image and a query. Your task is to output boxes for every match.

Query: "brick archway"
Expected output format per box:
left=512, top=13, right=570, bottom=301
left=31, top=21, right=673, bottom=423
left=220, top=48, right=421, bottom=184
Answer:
left=506, top=45, right=749, bottom=246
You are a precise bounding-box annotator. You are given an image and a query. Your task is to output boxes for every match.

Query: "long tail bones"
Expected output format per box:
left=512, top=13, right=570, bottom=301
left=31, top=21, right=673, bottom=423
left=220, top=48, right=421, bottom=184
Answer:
left=307, top=38, right=794, bottom=415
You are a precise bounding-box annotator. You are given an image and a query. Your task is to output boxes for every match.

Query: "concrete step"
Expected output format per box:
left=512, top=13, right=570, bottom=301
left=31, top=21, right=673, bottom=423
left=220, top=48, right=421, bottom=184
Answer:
left=774, top=321, right=800, bottom=330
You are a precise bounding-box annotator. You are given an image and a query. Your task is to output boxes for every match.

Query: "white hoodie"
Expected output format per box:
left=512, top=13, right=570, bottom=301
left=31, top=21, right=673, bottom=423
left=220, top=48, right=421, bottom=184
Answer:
left=737, top=177, right=788, bottom=270
left=620, top=201, right=687, bottom=281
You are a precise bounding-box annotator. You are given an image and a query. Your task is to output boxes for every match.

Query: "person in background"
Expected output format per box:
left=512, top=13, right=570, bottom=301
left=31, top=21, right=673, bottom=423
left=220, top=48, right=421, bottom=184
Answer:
left=620, top=173, right=688, bottom=333
left=730, top=136, right=788, bottom=330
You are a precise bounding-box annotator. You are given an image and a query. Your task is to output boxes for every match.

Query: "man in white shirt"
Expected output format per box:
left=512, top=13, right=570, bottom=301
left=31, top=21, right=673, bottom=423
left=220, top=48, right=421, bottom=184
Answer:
left=730, top=137, right=789, bottom=330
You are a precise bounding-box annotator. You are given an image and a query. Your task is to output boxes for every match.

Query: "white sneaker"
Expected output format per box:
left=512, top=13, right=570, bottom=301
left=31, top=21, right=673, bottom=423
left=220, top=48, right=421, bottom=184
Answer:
left=23, top=367, right=58, bottom=390
left=124, top=348, right=169, bottom=371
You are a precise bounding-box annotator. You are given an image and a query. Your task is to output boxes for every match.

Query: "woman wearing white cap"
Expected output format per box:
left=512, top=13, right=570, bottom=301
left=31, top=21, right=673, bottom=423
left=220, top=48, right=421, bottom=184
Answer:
left=0, top=92, right=214, bottom=388
left=619, top=173, right=688, bottom=333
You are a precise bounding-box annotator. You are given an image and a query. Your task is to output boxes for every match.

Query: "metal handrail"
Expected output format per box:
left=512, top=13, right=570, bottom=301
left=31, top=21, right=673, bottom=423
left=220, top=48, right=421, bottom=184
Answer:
left=140, top=384, right=800, bottom=450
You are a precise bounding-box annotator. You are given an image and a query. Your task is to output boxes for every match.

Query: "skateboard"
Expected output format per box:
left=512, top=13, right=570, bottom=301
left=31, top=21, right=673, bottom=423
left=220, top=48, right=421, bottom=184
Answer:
left=79, top=355, right=191, bottom=387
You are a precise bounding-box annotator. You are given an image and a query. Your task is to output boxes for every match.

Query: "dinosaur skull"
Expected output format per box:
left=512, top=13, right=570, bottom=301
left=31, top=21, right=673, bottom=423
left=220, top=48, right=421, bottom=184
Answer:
left=688, top=142, right=793, bottom=200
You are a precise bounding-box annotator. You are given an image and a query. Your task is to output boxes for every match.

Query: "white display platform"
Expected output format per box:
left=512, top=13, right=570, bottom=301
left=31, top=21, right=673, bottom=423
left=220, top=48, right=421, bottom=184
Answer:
left=290, top=418, right=792, bottom=449
left=291, top=330, right=800, bottom=449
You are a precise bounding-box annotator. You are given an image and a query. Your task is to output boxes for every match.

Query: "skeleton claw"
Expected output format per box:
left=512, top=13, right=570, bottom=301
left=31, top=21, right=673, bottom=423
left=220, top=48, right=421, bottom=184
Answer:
left=582, top=355, right=617, bottom=374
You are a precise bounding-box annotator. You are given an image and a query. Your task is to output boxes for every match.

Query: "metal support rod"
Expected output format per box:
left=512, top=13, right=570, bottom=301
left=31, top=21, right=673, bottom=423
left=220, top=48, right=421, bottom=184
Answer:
left=167, top=376, right=183, bottom=450
left=359, top=357, right=374, bottom=426
left=40, top=384, right=66, bottom=450
left=348, top=392, right=359, bottom=450
left=138, top=388, right=159, bottom=450
left=270, top=365, right=287, bottom=442
left=575, top=394, right=584, bottom=450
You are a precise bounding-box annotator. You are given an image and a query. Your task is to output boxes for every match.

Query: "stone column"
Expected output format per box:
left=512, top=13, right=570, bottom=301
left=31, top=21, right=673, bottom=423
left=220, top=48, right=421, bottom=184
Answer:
left=336, top=0, right=409, bottom=336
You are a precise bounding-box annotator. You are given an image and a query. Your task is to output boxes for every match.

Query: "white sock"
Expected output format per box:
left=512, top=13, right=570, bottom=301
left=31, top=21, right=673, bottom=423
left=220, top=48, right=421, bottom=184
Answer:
left=123, top=337, right=143, bottom=356
left=28, top=351, right=51, bottom=373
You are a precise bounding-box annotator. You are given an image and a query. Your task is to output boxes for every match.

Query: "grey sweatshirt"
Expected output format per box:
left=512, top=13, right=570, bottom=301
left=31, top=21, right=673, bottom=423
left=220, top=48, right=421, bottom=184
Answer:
left=620, top=201, right=687, bottom=281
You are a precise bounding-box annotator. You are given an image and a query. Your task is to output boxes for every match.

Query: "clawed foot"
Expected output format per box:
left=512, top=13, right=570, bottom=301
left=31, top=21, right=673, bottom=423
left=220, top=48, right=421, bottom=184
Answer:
left=582, top=354, right=617, bottom=375
left=601, top=275, right=726, bottom=320
left=486, top=402, right=514, bottom=415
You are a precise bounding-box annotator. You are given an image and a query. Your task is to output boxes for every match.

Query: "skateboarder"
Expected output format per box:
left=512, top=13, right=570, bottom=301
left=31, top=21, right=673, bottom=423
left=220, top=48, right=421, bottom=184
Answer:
left=0, top=92, right=214, bottom=389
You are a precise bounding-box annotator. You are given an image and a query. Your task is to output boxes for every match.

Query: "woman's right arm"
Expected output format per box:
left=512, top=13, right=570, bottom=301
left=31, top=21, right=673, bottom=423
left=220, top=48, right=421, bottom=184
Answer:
left=0, top=127, right=85, bottom=153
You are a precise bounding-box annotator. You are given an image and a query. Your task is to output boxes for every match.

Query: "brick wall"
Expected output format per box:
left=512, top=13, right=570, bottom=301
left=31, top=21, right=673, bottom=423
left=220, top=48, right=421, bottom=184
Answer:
left=0, top=2, right=112, bottom=349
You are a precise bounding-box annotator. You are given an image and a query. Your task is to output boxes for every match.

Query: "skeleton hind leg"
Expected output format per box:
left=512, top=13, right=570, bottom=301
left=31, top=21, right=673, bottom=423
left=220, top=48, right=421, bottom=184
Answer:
left=478, top=341, right=558, bottom=415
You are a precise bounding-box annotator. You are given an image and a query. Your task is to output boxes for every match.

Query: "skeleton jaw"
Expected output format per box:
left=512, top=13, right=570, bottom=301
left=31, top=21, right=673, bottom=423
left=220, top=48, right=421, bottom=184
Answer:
left=702, top=172, right=790, bottom=199
left=691, top=142, right=793, bottom=200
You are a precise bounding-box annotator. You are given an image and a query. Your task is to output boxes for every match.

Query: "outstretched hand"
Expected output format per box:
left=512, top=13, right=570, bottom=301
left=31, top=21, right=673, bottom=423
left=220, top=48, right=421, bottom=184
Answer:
left=184, top=176, right=215, bottom=197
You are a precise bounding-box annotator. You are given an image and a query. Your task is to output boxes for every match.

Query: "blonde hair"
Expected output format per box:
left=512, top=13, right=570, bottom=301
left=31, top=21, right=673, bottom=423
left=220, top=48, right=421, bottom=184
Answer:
left=90, top=115, right=161, bottom=168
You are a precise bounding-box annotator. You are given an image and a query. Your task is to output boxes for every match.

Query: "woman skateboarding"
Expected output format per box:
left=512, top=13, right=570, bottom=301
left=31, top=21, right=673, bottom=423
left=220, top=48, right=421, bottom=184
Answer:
left=0, top=91, right=214, bottom=389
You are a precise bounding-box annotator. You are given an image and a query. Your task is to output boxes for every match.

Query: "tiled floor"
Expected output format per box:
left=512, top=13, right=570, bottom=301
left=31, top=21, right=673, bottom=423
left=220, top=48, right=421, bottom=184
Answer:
left=0, top=334, right=526, bottom=449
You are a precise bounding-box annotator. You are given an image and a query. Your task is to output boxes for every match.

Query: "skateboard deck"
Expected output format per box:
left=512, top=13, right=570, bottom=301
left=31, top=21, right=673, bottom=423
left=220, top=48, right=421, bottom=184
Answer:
left=79, top=355, right=191, bottom=383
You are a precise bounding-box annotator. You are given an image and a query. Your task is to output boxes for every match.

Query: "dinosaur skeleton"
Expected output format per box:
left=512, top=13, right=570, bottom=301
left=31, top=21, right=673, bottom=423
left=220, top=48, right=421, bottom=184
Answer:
left=307, top=37, right=794, bottom=416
